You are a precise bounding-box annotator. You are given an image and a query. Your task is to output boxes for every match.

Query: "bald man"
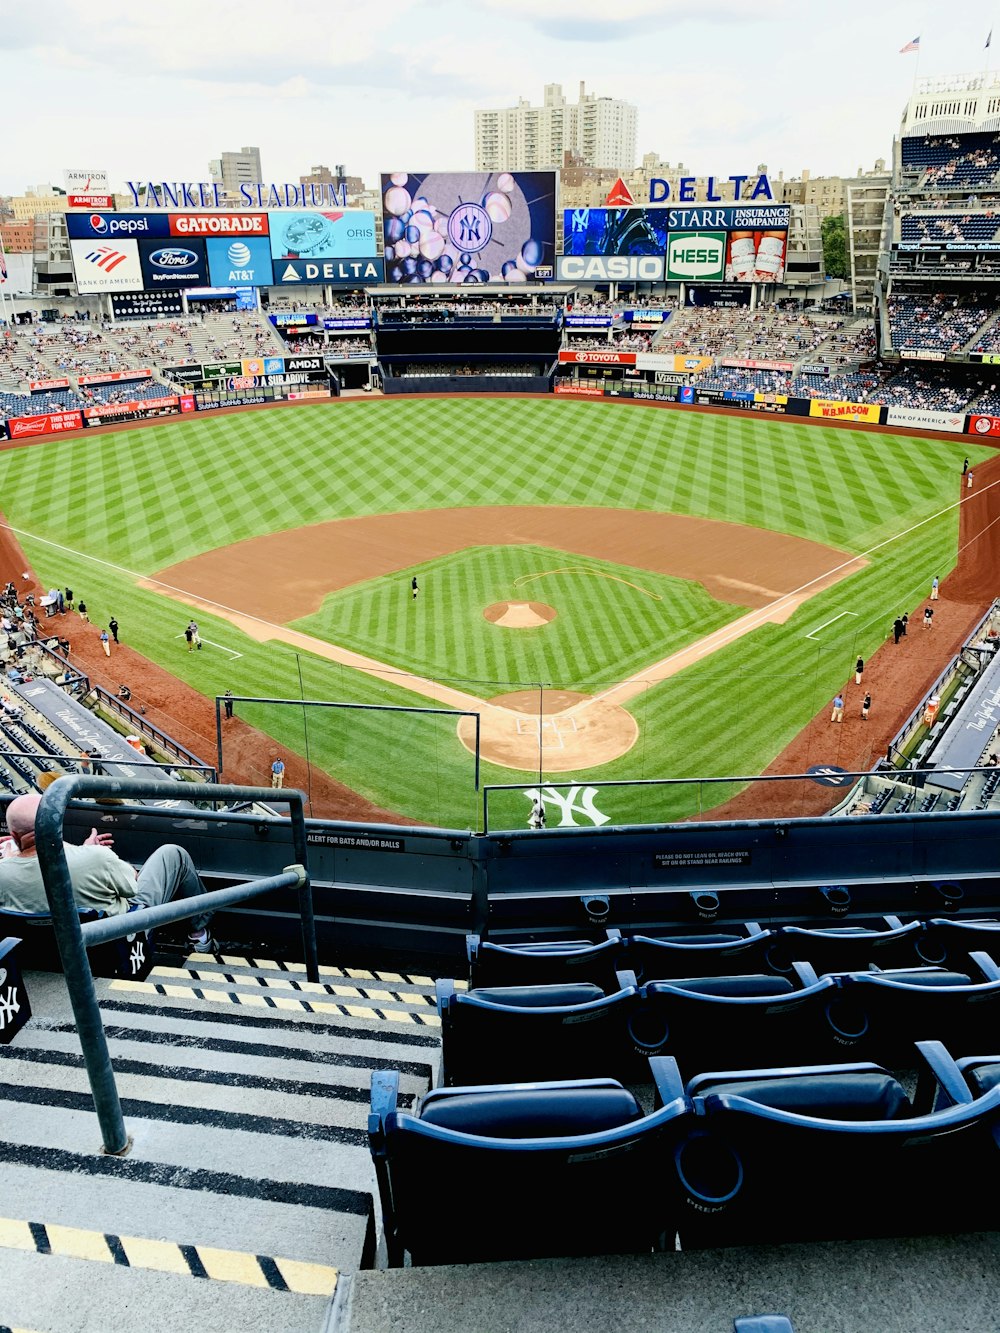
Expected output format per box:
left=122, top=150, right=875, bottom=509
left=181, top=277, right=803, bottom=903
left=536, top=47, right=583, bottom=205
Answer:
left=0, top=794, right=213, bottom=950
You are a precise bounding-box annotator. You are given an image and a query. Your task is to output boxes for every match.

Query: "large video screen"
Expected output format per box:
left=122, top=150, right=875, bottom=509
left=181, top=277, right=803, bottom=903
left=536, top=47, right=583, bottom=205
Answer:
left=563, top=208, right=669, bottom=257
left=380, top=171, right=556, bottom=283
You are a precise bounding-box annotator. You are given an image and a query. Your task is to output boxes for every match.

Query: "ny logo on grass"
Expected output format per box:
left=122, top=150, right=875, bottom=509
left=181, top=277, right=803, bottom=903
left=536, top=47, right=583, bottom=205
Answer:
left=525, top=786, right=610, bottom=827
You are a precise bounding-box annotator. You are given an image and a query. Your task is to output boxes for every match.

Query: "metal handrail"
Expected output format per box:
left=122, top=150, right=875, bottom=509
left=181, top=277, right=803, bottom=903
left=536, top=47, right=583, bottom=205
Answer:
left=34, top=776, right=317, bottom=1155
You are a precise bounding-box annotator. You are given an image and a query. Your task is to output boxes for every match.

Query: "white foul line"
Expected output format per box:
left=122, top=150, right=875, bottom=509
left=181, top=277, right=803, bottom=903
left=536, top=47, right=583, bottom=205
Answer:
left=173, top=633, right=243, bottom=660
left=805, top=611, right=858, bottom=641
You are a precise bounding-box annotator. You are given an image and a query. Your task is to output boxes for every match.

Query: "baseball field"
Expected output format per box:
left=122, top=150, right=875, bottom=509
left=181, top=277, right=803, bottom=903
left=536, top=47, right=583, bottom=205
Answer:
left=0, top=397, right=973, bottom=828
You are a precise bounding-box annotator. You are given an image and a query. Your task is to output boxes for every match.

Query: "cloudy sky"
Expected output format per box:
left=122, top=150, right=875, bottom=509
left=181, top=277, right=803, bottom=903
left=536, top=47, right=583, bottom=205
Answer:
left=2, top=0, right=998, bottom=195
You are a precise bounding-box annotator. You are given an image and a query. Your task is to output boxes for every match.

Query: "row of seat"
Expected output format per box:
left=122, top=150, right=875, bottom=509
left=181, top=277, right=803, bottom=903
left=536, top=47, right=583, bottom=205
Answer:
left=439, top=955, right=1000, bottom=1086
left=466, top=917, right=1000, bottom=989
left=369, top=1040, right=1000, bottom=1265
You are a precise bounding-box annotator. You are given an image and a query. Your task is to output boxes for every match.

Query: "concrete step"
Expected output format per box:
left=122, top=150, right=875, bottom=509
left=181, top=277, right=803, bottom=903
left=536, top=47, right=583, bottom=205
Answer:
left=0, top=949, right=440, bottom=1333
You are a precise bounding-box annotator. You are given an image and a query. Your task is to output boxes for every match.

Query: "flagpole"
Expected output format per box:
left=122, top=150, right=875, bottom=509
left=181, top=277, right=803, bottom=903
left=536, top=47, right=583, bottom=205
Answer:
left=0, top=230, right=9, bottom=330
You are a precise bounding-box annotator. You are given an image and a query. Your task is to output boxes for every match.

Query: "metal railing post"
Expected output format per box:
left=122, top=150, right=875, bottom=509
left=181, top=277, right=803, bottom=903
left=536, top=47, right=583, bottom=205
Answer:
left=288, top=797, right=318, bottom=983
left=34, top=777, right=129, bottom=1154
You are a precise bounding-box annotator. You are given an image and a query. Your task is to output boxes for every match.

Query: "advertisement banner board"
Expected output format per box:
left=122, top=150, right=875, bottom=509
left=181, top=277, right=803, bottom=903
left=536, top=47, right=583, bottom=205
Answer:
left=69, top=239, right=144, bottom=293
left=323, top=317, right=370, bottom=330
left=269, top=210, right=377, bottom=260
left=272, top=257, right=384, bottom=285
left=381, top=172, right=555, bottom=284
left=170, top=214, right=269, bottom=237
left=29, top=378, right=71, bottom=392
left=162, top=364, right=203, bottom=383
left=138, top=238, right=210, bottom=288
left=666, top=232, right=726, bottom=281
left=565, top=315, right=615, bottom=327
left=206, top=236, right=274, bottom=288
left=885, top=406, right=966, bottom=433
left=554, top=382, right=605, bottom=396
left=900, top=349, right=947, bottom=362
left=556, top=255, right=665, bottom=282
left=968, top=415, right=1000, bottom=437
left=66, top=213, right=171, bottom=240
left=685, top=284, right=752, bottom=307
left=558, top=349, right=637, bottom=366
left=78, top=369, right=152, bottom=386
left=7, top=411, right=83, bottom=438
left=82, top=397, right=178, bottom=422
left=562, top=208, right=669, bottom=257
left=809, top=399, right=881, bottom=423
left=721, top=358, right=793, bottom=372
left=202, top=362, right=244, bottom=380
left=269, top=312, right=318, bottom=327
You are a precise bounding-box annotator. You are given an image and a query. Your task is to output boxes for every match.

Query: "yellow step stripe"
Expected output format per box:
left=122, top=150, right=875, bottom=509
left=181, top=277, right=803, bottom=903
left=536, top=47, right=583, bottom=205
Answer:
left=0, top=1216, right=338, bottom=1296
left=109, top=977, right=439, bottom=1024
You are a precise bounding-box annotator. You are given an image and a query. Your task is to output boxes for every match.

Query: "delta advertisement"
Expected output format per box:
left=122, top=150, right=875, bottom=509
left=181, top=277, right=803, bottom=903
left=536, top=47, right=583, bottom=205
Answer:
left=560, top=206, right=789, bottom=284
left=380, top=171, right=556, bottom=284
left=809, top=399, right=881, bottom=423
left=67, top=210, right=376, bottom=292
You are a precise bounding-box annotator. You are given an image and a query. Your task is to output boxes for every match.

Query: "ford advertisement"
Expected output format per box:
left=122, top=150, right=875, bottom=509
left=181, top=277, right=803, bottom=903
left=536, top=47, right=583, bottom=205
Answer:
left=138, top=238, right=210, bottom=288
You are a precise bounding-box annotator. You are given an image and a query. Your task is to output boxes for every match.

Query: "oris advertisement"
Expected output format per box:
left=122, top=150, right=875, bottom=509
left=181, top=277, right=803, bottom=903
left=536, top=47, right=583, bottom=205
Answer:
left=380, top=171, right=556, bottom=284
left=268, top=211, right=377, bottom=260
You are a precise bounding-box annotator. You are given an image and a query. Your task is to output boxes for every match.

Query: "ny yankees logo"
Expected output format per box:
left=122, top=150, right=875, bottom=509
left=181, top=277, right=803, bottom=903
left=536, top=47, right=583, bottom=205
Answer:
left=129, top=937, right=146, bottom=975
left=525, top=785, right=610, bottom=828
left=0, top=984, right=21, bottom=1030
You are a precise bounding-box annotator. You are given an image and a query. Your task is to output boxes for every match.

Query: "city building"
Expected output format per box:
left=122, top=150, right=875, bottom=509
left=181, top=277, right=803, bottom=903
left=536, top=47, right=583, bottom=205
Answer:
left=9, top=185, right=69, bottom=222
left=475, top=82, right=636, bottom=173
left=0, top=222, right=34, bottom=253
left=209, top=146, right=263, bottom=202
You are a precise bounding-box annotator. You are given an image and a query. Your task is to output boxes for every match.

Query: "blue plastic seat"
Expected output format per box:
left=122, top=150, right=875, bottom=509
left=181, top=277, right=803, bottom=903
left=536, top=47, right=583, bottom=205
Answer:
left=631, top=963, right=835, bottom=1066
left=671, top=1041, right=1000, bottom=1248
left=437, top=972, right=640, bottom=1085
left=817, top=955, right=1000, bottom=1057
left=0, top=937, right=31, bottom=1043
left=0, top=906, right=153, bottom=981
left=368, top=1056, right=689, bottom=1266
left=628, top=924, right=774, bottom=981
left=466, top=928, right=625, bottom=989
left=767, top=917, right=923, bottom=975
left=916, top=917, right=1000, bottom=967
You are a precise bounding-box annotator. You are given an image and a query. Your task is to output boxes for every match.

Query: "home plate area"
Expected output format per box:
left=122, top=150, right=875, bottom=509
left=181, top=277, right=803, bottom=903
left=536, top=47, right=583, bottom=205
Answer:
left=457, top=690, right=638, bottom=772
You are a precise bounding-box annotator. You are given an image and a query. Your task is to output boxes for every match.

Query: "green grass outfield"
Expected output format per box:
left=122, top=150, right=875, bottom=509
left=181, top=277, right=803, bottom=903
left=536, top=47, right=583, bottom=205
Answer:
left=0, top=398, right=972, bottom=827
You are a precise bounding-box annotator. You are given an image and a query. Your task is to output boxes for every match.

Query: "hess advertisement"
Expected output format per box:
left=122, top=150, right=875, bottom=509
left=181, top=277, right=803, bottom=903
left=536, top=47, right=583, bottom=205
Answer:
left=380, top=171, right=556, bottom=283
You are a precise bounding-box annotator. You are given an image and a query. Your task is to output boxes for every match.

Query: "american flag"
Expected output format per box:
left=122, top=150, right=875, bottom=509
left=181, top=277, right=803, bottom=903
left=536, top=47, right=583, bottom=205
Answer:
left=900, top=35, right=920, bottom=54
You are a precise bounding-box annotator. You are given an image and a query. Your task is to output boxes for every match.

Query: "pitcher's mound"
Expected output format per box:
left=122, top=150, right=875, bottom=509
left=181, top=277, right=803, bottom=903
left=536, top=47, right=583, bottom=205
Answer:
left=483, top=601, right=556, bottom=628
left=457, top=689, right=637, bottom=772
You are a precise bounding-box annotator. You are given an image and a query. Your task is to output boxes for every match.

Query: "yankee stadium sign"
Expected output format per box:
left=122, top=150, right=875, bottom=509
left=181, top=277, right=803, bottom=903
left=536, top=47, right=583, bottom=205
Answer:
left=124, top=181, right=349, bottom=209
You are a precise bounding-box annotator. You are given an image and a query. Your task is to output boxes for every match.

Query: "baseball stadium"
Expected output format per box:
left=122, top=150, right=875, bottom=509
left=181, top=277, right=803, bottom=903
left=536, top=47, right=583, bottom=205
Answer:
left=3, top=56, right=1000, bottom=1333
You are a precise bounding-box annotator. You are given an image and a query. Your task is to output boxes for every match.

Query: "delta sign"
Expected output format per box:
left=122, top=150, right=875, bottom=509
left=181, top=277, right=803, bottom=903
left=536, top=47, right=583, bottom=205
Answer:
left=648, top=172, right=774, bottom=204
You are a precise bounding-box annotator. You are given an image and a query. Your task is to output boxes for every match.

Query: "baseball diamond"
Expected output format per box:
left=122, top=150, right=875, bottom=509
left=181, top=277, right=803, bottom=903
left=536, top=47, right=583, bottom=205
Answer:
left=0, top=396, right=979, bottom=824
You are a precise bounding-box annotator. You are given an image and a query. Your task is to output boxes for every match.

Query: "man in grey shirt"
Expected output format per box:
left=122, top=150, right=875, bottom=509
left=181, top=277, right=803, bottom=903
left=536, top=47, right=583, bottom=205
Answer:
left=0, top=794, right=213, bottom=949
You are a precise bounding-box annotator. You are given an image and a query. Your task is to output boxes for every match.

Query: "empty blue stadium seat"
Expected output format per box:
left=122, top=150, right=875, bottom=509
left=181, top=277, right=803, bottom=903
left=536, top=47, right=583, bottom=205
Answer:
left=768, top=917, right=923, bottom=975
left=631, top=963, right=835, bottom=1066
left=369, top=1057, right=688, bottom=1265
left=629, top=924, right=774, bottom=980
left=437, top=972, right=640, bottom=1084
left=0, top=937, right=31, bottom=1043
left=466, top=928, right=626, bottom=988
left=917, top=917, right=1000, bottom=966
left=817, top=956, right=1000, bottom=1056
left=672, top=1041, right=1000, bottom=1247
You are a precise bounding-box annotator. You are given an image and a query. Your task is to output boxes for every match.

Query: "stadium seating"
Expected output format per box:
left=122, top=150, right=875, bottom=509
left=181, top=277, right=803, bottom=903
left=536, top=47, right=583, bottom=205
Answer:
left=0, top=905, right=153, bottom=980
left=0, top=936, right=31, bottom=1044
left=437, top=971, right=640, bottom=1084
left=368, top=1056, right=688, bottom=1266
left=671, top=1040, right=1000, bottom=1248
left=467, top=928, right=627, bottom=988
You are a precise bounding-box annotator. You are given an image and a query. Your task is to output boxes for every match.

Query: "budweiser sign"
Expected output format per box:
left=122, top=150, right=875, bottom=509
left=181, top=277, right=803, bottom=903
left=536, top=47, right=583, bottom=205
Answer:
left=8, top=411, right=83, bottom=437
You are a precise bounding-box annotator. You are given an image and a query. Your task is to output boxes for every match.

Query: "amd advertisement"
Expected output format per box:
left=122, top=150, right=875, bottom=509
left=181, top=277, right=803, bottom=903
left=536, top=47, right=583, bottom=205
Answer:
left=380, top=171, right=556, bottom=284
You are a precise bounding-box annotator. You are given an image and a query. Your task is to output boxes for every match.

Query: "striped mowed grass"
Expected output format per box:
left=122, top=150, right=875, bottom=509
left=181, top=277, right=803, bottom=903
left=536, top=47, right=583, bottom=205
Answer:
left=0, top=399, right=971, bottom=824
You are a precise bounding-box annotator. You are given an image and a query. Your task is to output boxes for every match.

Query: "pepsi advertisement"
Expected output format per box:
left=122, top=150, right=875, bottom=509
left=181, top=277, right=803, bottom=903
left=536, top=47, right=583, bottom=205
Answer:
left=563, top=208, right=669, bottom=257
left=380, top=171, right=556, bottom=284
left=138, top=238, right=209, bottom=288
left=67, top=211, right=171, bottom=240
